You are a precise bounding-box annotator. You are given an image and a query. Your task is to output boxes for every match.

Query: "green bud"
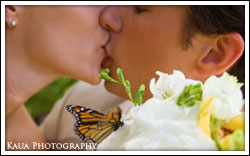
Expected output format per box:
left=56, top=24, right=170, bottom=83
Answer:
left=135, top=84, right=145, bottom=106
left=99, top=69, right=119, bottom=83
left=117, top=68, right=125, bottom=84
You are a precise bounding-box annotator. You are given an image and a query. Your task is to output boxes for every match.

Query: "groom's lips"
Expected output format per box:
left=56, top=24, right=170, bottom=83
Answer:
left=103, top=45, right=111, bottom=57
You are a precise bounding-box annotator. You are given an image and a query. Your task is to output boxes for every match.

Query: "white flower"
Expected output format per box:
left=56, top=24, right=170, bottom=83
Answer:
left=203, top=73, right=244, bottom=120
left=98, top=70, right=244, bottom=150
left=98, top=97, right=216, bottom=150
left=150, top=70, right=201, bottom=101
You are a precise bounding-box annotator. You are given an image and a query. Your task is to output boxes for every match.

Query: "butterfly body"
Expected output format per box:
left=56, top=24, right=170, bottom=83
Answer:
left=113, top=120, right=124, bottom=131
left=66, top=105, right=123, bottom=145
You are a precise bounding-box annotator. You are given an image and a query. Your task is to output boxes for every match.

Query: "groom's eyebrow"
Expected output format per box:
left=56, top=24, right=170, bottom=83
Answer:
left=134, top=5, right=154, bottom=8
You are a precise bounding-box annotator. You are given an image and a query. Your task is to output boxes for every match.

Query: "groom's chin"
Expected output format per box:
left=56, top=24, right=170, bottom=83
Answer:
left=104, top=81, right=128, bottom=99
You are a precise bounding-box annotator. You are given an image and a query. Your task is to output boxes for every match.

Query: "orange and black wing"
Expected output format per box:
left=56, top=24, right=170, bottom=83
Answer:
left=66, top=105, right=105, bottom=141
left=88, top=107, right=124, bottom=144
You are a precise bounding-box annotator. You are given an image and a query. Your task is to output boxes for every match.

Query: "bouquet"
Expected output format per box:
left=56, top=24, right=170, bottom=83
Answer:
left=98, top=69, right=245, bottom=150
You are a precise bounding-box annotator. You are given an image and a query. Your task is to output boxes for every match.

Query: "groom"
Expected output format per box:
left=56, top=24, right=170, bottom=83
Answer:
left=100, top=5, right=245, bottom=100
left=41, top=5, right=245, bottom=147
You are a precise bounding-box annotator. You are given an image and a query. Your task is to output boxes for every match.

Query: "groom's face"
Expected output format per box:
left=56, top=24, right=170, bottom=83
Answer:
left=100, top=6, right=201, bottom=99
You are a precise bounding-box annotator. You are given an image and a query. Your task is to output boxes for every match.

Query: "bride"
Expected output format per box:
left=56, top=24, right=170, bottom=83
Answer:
left=5, top=5, right=109, bottom=150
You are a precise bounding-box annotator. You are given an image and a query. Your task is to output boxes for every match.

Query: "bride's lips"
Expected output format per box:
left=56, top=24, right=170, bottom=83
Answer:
left=101, top=46, right=111, bottom=68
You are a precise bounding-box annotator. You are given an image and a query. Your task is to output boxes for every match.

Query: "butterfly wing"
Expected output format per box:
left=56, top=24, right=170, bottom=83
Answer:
left=66, top=105, right=123, bottom=144
left=88, top=121, right=116, bottom=144
left=88, top=107, right=124, bottom=144
left=66, top=105, right=105, bottom=141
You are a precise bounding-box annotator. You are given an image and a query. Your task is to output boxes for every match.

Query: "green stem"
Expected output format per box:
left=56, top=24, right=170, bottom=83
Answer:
left=99, top=68, right=145, bottom=107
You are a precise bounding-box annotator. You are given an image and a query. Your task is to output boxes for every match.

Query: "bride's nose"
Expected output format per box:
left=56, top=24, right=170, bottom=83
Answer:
left=100, top=6, right=123, bottom=33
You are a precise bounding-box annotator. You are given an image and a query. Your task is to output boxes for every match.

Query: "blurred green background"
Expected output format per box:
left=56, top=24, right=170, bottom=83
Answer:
left=24, top=77, right=78, bottom=121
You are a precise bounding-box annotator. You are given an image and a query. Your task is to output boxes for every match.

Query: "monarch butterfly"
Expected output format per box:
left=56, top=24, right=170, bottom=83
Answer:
left=66, top=105, right=123, bottom=145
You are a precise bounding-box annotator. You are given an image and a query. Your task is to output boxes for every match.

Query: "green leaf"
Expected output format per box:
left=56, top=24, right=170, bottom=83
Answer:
left=25, top=77, right=78, bottom=119
left=176, top=83, right=203, bottom=107
left=135, top=84, right=145, bottom=106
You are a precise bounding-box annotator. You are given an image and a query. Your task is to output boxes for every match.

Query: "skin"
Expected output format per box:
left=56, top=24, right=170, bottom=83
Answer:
left=99, top=6, right=244, bottom=101
left=5, top=6, right=109, bottom=150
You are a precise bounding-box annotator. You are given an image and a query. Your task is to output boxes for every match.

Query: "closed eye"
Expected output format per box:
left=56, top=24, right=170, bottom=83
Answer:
left=134, top=5, right=149, bottom=14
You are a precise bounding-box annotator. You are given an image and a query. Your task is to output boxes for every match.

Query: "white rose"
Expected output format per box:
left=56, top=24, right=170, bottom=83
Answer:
left=203, top=73, right=244, bottom=120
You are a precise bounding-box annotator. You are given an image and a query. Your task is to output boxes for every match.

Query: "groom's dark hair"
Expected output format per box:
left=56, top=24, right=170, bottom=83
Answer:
left=181, top=5, right=245, bottom=93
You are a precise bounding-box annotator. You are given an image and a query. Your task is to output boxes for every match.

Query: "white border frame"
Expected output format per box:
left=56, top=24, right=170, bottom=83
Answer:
left=1, top=1, right=249, bottom=155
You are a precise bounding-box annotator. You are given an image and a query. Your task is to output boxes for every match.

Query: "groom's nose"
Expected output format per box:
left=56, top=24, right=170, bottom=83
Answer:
left=100, top=6, right=123, bottom=33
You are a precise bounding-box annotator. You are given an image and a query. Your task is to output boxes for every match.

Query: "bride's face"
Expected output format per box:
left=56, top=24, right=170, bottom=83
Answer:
left=18, top=6, right=109, bottom=84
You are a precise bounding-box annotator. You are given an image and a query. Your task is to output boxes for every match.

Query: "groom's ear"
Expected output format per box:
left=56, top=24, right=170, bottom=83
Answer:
left=195, top=32, right=244, bottom=77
